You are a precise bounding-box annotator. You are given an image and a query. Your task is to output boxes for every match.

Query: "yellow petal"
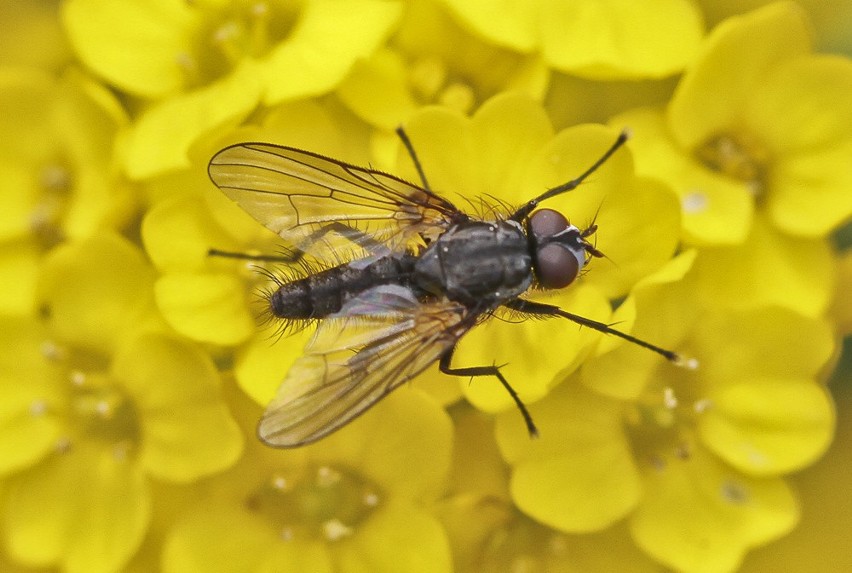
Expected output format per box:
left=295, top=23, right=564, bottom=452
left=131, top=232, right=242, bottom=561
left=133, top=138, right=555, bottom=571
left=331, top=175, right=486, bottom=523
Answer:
left=336, top=499, right=452, bottom=573
left=142, top=194, right=242, bottom=273
left=0, top=240, right=40, bottom=315
left=154, top=272, right=255, bottom=345
left=747, top=55, right=852, bottom=236
left=233, top=327, right=314, bottom=406
left=440, top=0, right=537, bottom=52
left=540, top=0, right=704, bottom=79
left=0, top=317, right=63, bottom=476
left=123, top=61, right=264, bottom=179
left=699, top=377, right=834, bottom=475
left=692, top=214, right=834, bottom=317
left=630, top=449, right=798, bottom=573
left=262, top=0, right=402, bottom=104
left=62, top=0, right=198, bottom=97
left=310, top=389, right=453, bottom=501
left=336, top=49, right=418, bottom=130
left=668, top=1, right=811, bottom=149
left=0, top=0, right=71, bottom=70
left=692, top=306, right=835, bottom=386
left=3, top=444, right=151, bottom=572
left=612, top=106, right=753, bottom=246
left=36, top=232, right=158, bottom=354
left=582, top=176, right=681, bottom=298
left=114, top=333, right=243, bottom=481
left=497, top=381, right=641, bottom=532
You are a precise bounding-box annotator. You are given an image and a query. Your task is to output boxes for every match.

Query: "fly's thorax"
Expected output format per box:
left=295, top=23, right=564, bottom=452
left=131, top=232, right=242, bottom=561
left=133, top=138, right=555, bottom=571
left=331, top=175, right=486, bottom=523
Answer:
left=413, top=220, right=533, bottom=305
left=527, top=208, right=591, bottom=290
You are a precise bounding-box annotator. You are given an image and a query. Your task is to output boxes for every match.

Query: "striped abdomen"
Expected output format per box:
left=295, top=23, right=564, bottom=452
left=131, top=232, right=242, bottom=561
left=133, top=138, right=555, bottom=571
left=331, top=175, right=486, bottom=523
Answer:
left=268, top=254, right=419, bottom=319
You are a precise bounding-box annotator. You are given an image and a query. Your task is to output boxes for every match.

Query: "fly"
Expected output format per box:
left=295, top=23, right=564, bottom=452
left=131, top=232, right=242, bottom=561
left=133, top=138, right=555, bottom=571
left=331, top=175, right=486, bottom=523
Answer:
left=208, top=128, right=693, bottom=448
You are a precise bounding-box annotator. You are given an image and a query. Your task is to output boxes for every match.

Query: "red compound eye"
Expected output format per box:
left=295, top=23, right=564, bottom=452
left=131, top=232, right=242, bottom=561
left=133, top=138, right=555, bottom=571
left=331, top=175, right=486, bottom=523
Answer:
left=536, top=242, right=580, bottom=288
left=529, top=208, right=568, bottom=241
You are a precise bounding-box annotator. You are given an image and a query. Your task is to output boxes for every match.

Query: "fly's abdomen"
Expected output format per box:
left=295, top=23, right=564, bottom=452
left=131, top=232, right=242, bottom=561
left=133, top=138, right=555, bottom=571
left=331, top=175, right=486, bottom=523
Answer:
left=268, top=255, right=417, bottom=320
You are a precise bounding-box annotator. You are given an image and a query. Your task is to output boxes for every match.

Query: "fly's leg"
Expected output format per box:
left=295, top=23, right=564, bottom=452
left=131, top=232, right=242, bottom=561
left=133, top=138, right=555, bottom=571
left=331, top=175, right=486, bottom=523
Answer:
left=209, top=221, right=390, bottom=263
left=439, top=346, right=538, bottom=437
left=503, top=298, right=696, bottom=368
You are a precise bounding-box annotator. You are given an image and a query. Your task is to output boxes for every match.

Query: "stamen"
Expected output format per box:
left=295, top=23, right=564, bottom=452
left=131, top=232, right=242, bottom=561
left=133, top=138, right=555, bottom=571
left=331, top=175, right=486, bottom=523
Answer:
left=693, top=398, right=712, bottom=413
left=720, top=480, right=749, bottom=504
left=662, top=387, right=678, bottom=409
left=362, top=492, right=379, bottom=507
left=212, top=21, right=244, bottom=66
left=316, top=465, right=342, bottom=487
left=673, top=354, right=699, bottom=370
left=30, top=400, right=47, bottom=416
left=682, top=190, right=708, bottom=214
left=55, top=437, right=72, bottom=454
left=175, top=52, right=201, bottom=86
left=41, top=340, right=64, bottom=361
left=69, top=370, right=87, bottom=386
left=271, top=475, right=288, bottom=491
left=249, top=2, right=270, bottom=55
left=409, top=56, right=446, bottom=99
left=322, top=518, right=353, bottom=541
left=439, top=82, right=475, bottom=114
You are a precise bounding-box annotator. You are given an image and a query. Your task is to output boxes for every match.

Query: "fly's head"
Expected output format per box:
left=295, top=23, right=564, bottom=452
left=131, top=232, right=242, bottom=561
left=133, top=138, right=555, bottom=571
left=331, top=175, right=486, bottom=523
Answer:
left=527, top=208, right=604, bottom=290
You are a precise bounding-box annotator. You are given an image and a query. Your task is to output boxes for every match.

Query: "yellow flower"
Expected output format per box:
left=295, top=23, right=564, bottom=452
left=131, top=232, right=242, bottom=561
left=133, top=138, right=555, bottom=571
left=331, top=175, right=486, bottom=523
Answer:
left=611, top=2, right=851, bottom=317
left=438, top=0, right=704, bottom=79
left=496, top=253, right=836, bottom=571
left=615, top=2, right=852, bottom=245
left=0, top=233, right=242, bottom=572
left=161, top=385, right=453, bottom=572
left=338, top=0, right=549, bottom=129
left=61, top=0, right=402, bottom=178
left=737, top=364, right=852, bottom=572
left=0, top=67, right=135, bottom=314
left=437, top=406, right=661, bottom=573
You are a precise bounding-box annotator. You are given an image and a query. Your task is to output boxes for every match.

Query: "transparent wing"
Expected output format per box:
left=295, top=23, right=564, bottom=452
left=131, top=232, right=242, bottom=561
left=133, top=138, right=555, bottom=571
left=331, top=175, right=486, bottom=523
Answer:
left=258, top=285, right=473, bottom=447
left=208, top=143, right=463, bottom=260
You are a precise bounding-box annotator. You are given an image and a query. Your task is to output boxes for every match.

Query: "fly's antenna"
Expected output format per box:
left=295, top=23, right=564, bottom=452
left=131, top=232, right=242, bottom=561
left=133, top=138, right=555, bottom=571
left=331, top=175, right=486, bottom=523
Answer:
left=396, top=127, right=432, bottom=192
left=510, top=130, right=630, bottom=222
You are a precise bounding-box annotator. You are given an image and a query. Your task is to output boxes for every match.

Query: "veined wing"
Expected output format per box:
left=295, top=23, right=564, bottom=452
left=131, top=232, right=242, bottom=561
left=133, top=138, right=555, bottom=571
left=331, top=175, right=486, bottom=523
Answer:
left=208, top=143, right=463, bottom=260
left=258, top=285, right=473, bottom=447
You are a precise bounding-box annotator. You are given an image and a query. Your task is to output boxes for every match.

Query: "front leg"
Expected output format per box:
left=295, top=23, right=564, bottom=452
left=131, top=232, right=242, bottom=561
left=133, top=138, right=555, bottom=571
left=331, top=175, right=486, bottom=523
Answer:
left=503, top=298, right=688, bottom=365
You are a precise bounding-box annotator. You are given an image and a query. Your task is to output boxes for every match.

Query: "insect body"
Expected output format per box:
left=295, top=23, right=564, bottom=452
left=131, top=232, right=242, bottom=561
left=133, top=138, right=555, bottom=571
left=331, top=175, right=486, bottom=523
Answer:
left=208, top=129, right=685, bottom=448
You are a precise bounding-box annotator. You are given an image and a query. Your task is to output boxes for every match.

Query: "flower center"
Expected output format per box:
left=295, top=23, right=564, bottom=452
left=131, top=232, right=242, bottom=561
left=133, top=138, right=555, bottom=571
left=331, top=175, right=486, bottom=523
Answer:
left=624, top=375, right=710, bottom=468
left=407, top=56, right=476, bottom=114
left=694, top=131, right=770, bottom=198
left=247, top=464, right=382, bottom=542
left=39, top=341, right=140, bottom=458
left=476, top=512, right=570, bottom=572
left=181, top=0, right=299, bottom=87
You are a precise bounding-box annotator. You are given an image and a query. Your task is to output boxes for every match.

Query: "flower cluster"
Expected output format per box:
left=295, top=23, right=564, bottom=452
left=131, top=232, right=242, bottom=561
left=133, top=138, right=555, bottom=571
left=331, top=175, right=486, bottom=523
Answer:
left=1, top=1, right=850, bottom=572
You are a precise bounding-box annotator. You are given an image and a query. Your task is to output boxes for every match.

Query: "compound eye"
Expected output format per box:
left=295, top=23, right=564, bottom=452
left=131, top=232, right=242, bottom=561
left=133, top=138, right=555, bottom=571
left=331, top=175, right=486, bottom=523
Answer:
left=536, top=243, right=580, bottom=289
left=529, top=208, right=568, bottom=241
